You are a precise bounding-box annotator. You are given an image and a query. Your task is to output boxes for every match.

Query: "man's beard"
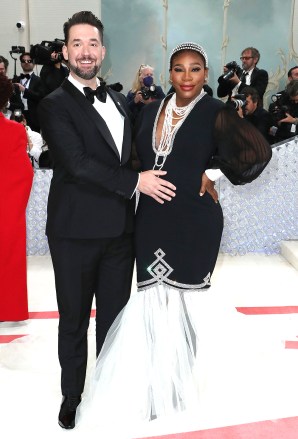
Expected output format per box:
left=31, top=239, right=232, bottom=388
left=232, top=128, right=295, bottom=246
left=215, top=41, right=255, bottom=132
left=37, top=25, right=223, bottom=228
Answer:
left=69, top=61, right=100, bottom=80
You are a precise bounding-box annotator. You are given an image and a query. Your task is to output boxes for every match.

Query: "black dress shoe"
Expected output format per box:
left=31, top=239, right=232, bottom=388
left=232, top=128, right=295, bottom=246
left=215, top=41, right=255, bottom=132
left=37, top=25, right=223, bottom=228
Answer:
left=58, top=395, right=81, bottom=429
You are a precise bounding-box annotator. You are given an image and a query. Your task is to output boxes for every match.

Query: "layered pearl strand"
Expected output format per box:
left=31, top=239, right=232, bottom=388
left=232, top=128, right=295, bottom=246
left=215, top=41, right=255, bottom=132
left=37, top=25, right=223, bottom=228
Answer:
left=153, top=90, right=206, bottom=170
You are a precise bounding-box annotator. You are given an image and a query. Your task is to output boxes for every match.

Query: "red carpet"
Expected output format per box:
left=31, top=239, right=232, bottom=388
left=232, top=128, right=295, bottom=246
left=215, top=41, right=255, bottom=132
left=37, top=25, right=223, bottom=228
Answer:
left=0, top=334, right=26, bottom=343
left=28, top=309, right=96, bottom=319
left=141, top=417, right=298, bottom=439
left=237, top=306, right=298, bottom=314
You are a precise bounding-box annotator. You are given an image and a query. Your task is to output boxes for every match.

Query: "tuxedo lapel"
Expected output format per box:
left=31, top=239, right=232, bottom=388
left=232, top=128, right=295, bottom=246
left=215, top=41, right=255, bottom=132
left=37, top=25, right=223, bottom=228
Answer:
left=61, top=79, right=120, bottom=159
left=251, top=68, right=259, bottom=83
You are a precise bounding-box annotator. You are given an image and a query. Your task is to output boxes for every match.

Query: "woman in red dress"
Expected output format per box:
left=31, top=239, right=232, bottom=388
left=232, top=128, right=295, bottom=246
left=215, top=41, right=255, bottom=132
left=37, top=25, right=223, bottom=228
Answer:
left=0, top=74, right=33, bottom=321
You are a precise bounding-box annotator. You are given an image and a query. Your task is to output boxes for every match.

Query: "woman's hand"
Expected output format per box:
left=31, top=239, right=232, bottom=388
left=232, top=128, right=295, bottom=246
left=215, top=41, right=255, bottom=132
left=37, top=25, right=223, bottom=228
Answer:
left=134, top=91, right=144, bottom=104
left=199, top=172, right=218, bottom=203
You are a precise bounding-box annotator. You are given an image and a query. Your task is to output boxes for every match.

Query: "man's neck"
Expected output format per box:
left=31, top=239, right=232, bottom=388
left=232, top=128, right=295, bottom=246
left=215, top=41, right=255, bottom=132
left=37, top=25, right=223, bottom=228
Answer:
left=69, top=72, right=98, bottom=89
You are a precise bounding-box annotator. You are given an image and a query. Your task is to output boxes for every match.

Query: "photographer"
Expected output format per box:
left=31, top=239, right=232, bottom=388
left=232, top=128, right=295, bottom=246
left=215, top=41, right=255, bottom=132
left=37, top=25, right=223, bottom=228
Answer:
left=0, top=55, right=24, bottom=114
left=126, top=64, right=165, bottom=123
left=269, top=80, right=298, bottom=142
left=39, top=52, right=69, bottom=96
left=234, top=87, right=274, bottom=144
left=30, top=40, right=69, bottom=96
left=12, top=52, right=43, bottom=132
left=11, top=110, right=44, bottom=167
left=217, top=47, right=268, bottom=106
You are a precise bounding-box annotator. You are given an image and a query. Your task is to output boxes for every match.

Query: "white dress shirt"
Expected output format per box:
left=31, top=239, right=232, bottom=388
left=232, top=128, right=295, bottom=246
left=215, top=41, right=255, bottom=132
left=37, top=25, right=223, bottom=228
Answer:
left=20, top=72, right=33, bottom=111
left=67, top=74, right=124, bottom=158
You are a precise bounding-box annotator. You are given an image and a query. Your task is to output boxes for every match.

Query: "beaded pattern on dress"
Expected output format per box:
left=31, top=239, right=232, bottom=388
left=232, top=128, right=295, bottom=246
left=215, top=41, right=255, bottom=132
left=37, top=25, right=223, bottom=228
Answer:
left=137, top=248, right=211, bottom=292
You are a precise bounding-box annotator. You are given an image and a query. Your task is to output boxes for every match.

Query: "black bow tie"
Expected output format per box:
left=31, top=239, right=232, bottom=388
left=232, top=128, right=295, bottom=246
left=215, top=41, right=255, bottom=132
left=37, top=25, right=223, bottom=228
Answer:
left=20, top=73, right=30, bottom=80
left=83, top=83, right=107, bottom=104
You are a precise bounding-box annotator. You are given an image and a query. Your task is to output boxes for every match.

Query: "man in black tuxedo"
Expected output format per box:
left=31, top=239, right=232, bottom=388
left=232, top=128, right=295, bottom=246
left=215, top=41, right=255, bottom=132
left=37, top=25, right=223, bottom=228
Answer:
left=217, top=47, right=268, bottom=106
left=13, top=52, right=42, bottom=132
left=38, top=10, right=176, bottom=430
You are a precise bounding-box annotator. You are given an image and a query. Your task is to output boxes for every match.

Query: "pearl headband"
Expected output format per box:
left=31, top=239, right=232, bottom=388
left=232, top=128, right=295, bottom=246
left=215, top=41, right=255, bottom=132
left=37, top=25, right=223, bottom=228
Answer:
left=169, top=42, right=208, bottom=68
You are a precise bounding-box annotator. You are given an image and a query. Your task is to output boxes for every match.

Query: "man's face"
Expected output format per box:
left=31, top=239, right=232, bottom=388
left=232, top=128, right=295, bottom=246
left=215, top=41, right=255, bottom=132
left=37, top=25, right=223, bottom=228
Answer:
left=240, top=50, right=257, bottom=71
left=0, top=62, right=7, bottom=75
left=289, top=68, right=298, bottom=80
left=290, top=94, right=298, bottom=105
left=244, top=95, right=257, bottom=115
left=62, top=24, right=105, bottom=84
left=20, top=55, right=34, bottom=73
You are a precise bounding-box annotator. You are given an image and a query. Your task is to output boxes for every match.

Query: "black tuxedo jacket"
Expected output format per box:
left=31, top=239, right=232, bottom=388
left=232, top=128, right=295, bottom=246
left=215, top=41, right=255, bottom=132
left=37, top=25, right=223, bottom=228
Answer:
left=14, top=72, right=42, bottom=131
left=38, top=79, right=138, bottom=239
left=217, top=67, right=269, bottom=100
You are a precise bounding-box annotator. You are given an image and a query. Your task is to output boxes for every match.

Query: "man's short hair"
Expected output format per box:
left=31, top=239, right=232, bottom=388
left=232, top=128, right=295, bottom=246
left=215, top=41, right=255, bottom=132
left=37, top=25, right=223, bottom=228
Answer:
left=286, top=79, right=298, bottom=98
left=20, top=52, right=33, bottom=63
left=242, top=86, right=260, bottom=104
left=0, top=74, right=13, bottom=108
left=0, top=55, right=9, bottom=70
left=241, top=47, right=260, bottom=64
left=287, top=66, right=298, bottom=78
left=63, top=11, right=104, bottom=45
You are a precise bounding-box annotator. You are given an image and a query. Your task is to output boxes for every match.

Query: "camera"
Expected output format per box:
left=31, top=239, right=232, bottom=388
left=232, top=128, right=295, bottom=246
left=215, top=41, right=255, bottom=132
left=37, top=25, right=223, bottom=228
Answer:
left=229, top=93, right=247, bottom=110
left=30, top=39, right=65, bottom=65
left=13, top=109, right=24, bottom=123
left=269, top=93, right=290, bottom=123
left=219, top=61, right=242, bottom=83
left=16, top=21, right=25, bottom=30
left=10, top=46, right=25, bottom=55
left=140, top=76, right=158, bottom=100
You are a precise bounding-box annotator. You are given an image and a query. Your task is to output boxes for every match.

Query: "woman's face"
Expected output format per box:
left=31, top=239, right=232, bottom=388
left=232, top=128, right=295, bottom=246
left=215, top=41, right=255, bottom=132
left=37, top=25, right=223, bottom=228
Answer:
left=170, top=50, right=208, bottom=106
left=139, top=67, right=153, bottom=85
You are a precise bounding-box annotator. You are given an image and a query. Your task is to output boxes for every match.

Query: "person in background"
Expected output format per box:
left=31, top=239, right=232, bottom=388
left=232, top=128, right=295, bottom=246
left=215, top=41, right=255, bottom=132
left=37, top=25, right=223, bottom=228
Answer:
left=126, top=64, right=165, bottom=122
left=236, top=86, right=274, bottom=144
left=269, top=79, right=298, bottom=142
left=217, top=47, right=268, bottom=106
left=0, top=55, right=24, bottom=113
left=0, top=55, right=9, bottom=75
left=287, top=66, right=298, bottom=81
left=12, top=52, right=43, bottom=132
left=11, top=111, right=44, bottom=167
left=39, top=51, right=69, bottom=96
left=0, top=74, right=33, bottom=322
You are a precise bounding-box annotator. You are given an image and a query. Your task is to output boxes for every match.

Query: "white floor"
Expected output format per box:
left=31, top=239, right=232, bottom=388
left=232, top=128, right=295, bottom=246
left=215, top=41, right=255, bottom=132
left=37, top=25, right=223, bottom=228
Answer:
left=1, top=250, right=298, bottom=439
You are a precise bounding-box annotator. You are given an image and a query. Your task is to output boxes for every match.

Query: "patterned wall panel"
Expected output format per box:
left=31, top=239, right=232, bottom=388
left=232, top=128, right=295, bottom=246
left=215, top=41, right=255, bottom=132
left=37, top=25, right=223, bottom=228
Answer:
left=26, top=138, right=298, bottom=256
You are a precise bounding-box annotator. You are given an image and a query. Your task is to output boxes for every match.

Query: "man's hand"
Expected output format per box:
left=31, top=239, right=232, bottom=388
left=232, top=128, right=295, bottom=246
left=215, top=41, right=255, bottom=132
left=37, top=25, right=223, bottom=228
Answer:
left=278, top=113, right=296, bottom=125
left=138, top=170, right=176, bottom=204
left=14, top=83, right=25, bottom=92
left=199, top=172, right=218, bottom=203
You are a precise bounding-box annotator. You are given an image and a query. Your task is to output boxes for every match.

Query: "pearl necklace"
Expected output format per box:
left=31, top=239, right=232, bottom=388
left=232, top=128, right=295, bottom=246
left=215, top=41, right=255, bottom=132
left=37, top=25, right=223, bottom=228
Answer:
left=153, top=91, right=206, bottom=170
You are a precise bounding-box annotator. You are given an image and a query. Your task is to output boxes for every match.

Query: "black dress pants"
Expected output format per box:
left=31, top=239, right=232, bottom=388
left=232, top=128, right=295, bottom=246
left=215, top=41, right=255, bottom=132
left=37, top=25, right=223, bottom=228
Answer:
left=48, top=233, right=134, bottom=396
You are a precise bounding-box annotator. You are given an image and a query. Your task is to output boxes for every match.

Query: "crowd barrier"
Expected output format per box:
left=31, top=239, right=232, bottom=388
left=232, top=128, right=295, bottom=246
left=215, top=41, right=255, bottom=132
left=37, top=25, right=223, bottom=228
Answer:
left=26, top=137, right=298, bottom=256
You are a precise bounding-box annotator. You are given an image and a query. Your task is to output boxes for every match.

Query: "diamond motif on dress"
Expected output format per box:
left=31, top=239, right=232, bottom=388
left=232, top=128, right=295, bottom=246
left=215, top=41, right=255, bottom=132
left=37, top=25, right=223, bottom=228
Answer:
left=147, top=249, right=174, bottom=285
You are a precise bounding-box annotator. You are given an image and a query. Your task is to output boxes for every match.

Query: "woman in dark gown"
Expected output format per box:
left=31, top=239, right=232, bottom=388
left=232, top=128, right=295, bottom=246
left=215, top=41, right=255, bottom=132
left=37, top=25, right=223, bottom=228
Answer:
left=78, top=42, right=272, bottom=436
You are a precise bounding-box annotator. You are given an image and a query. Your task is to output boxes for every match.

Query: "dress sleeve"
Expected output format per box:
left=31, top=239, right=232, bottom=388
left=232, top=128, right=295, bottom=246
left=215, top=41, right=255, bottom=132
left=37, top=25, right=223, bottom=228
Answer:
left=209, top=106, right=272, bottom=185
